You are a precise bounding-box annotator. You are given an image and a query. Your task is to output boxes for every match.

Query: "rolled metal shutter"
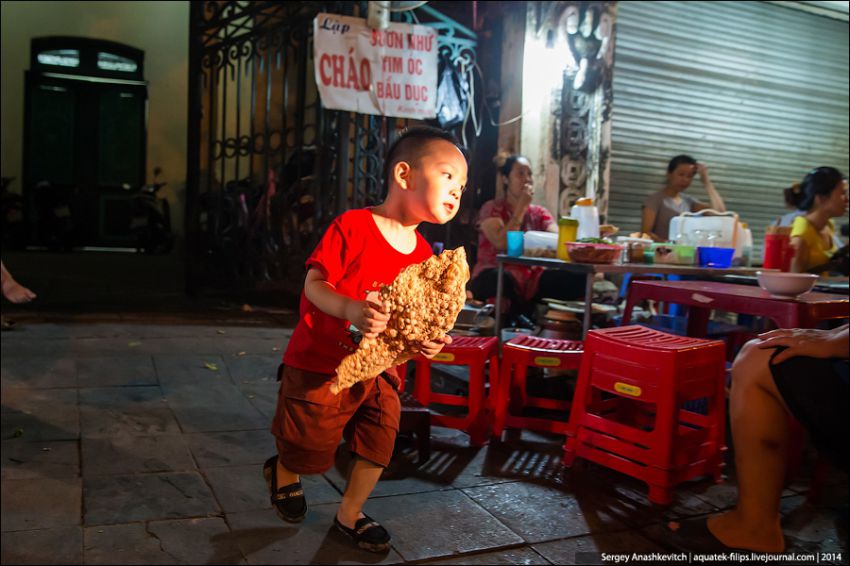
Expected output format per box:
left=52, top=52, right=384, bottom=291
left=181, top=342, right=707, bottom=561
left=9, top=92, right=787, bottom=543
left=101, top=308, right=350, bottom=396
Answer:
left=609, top=1, right=848, bottom=259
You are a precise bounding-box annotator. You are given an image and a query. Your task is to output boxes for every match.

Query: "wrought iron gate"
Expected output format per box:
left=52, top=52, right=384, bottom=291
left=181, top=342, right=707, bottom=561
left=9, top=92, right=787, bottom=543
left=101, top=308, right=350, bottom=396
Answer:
left=186, top=1, right=476, bottom=299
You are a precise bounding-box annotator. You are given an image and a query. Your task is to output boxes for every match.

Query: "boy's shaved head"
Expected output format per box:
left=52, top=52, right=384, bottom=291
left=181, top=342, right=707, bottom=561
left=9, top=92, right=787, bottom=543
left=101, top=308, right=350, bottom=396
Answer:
left=383, top=126, right=467, bottom=191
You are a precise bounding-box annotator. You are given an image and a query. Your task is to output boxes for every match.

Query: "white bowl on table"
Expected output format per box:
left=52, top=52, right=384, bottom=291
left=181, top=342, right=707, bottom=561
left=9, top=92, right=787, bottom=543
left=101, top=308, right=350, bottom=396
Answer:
left=756, top=271, right=818, bottom=297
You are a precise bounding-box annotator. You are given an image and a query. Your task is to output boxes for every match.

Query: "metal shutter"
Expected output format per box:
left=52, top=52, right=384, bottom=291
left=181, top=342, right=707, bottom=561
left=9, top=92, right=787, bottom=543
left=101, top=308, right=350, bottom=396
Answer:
left=609, top=0, right=849, bottom=259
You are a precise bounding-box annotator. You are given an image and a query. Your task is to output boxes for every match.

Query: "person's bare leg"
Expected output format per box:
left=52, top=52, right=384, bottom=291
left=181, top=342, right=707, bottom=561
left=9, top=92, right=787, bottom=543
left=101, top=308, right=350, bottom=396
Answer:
left=707, top=341, right=786, bottom=553
left=337, top=456, right=383, bottom=528
left=276, top=456, right=299, bottom=487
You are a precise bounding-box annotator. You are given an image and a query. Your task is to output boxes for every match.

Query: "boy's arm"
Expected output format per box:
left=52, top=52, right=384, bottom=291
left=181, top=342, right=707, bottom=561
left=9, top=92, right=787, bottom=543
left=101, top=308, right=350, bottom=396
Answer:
left=304, top=268, right=389, bottom=338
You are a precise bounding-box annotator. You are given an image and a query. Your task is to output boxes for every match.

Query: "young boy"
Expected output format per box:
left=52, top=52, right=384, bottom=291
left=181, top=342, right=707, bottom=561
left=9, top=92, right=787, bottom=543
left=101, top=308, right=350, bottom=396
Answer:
left=266, top=126, right=468, bottom=552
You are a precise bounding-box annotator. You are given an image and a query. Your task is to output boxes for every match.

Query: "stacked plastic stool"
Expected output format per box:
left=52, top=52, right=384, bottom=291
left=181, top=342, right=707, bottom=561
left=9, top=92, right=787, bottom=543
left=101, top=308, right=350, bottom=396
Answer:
left=563, top=325, right=727, bottom=505
left=413, top=336, right=499, bottom=446
left=491, top=335, right=584, bottom=440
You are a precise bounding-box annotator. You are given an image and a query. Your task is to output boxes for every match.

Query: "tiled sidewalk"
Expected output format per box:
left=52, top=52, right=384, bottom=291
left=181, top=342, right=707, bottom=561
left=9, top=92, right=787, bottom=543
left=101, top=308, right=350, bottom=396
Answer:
left=1, top=320, right=847, bottom=565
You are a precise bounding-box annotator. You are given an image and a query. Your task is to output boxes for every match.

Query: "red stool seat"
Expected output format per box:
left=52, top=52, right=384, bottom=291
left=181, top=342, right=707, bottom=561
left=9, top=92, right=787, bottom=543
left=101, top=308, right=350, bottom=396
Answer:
left=414, top=336, right=499, bottom=446
left=563, top=325, right=727, bottom=505
left=492, top=335, right=584, bottom=439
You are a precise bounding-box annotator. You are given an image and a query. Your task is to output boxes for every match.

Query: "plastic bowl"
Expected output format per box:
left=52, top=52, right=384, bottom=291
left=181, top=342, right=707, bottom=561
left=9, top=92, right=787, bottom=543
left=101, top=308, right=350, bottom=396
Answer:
left=565, top=242, right=622, bottom=264
left=757, top=271, right=818, bottom=297
left=697, top=246, right=735, bottom=268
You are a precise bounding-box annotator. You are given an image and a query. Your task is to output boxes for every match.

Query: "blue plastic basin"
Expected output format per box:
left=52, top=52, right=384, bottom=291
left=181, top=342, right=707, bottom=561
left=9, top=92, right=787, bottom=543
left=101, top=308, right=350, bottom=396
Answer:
left=697, top=246, right=735, bottom=268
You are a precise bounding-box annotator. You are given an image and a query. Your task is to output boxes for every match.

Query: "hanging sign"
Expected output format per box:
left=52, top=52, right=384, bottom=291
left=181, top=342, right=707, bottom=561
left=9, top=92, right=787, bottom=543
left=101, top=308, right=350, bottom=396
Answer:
left=313, top=13, right=438, bottom=119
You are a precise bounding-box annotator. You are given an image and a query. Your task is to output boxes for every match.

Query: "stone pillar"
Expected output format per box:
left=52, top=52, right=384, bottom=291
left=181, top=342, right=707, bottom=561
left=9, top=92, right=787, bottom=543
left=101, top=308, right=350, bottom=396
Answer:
left=499, top=2, right=616, bottom=223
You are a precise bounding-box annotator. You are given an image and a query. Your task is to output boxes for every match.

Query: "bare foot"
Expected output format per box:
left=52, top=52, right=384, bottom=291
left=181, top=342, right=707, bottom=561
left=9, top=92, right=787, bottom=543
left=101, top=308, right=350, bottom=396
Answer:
left=707, top=511, right=785, bottom=553
left=336, top=509, right=366, bottom=530
left=2, top=279, right=36, bottom=303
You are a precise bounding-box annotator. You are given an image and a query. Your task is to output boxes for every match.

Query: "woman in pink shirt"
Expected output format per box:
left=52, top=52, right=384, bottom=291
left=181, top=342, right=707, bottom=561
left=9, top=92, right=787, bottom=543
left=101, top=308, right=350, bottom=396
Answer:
left=468, top=154, right=584, bottom=322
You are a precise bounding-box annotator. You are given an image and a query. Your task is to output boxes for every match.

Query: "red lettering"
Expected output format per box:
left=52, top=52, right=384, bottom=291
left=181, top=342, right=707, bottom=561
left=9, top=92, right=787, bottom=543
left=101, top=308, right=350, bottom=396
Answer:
left=332, top=55, right=345, bottom=87
left=404, top=84, right=428, bottom=101
left=359, top=59, right=372, bottom=90
left=407, top=58, right=423, bottom=75
left=319, top=54, right=332, bottom=86
left=347, top=57, right=360, bottom=89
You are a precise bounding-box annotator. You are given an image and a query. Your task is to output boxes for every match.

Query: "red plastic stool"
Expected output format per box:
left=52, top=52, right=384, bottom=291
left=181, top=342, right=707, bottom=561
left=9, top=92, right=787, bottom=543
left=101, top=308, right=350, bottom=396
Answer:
left=563, top=325, right=726, bottom=505
left=413, top=336, right=499, bottom=446
left=491, top=335, right=584, bottom=440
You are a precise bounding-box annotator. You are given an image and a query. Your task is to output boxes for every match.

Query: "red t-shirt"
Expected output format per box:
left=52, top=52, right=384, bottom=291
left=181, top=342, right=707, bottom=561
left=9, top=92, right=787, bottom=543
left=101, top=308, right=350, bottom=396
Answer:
left=283, top=208, right=433, bottom=377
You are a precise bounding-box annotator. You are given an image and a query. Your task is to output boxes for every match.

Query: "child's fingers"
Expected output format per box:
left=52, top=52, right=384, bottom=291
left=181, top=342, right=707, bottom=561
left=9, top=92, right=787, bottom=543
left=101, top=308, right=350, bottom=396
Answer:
left=366, top=300, right=390, bottom=315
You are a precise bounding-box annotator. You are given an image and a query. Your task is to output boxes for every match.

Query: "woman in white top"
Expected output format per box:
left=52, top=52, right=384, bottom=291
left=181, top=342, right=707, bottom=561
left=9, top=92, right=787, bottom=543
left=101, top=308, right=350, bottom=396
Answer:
left=641, top=155, right=726, bottom=242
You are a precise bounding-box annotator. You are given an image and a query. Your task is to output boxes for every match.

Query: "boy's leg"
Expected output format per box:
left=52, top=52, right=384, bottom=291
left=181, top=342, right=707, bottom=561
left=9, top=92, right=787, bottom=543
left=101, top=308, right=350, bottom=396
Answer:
left=275, top=457, right=299, bottom=487
left=336, top=456, right=383, bottom=527
left=268, top=365, right=352, bottom=522
left=333, top=375, right=399, bottom=551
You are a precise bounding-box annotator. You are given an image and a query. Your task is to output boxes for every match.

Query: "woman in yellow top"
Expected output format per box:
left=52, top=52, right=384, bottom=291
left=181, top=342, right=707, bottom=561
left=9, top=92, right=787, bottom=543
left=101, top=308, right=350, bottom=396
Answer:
left=788, top=167, right=848, bottom=273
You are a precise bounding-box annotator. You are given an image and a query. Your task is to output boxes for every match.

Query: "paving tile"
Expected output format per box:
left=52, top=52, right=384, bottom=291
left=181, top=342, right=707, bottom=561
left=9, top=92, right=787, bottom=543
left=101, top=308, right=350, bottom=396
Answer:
left=160, top=381, right=268, bottom=433
left=223, top=354, right=281, bottom=384
left=324, top=445, right=454, bottom=498
left=79, top=386, right=181, bottom=437
left=1, top=477, right=82, bottom=531
left=81, top=434, right=195, bottom=476
left=422, top=546, right=551, bottom=564
left=1, top=388, right=80, bottom=441
left=459, top=434, right=568, bottom=488
left=1, top=439, right=80, bottom=480
left=226, top=505, right=403, bottom=565
left=639, top=520, right=826, bottom=556
left=561, top=463, right=717, bottom=529
left=1, top=526, right=82, bottom=565
left=463, top=480, right=626, bottom=544
left=780, top=498, right=848, bottom=553
left=83, top=518, right=246, bottom=565
left=533, top=530, right=665, bottom=563
left=185, top=430, right=273, bottom=468
left=363, top=489, right=524, bottom=562
left=77, top=356, right=157, bottom=387
left=0, top=357, right=77, bottom=389
left=205, top=465, right=341, bottom=513
left=236, top=381, right=279, bottom=421
left=83, top=471, right=220, bottom=525
left=387, top=427, right=526, bottom=491
left=82, top=523, right=176, bottom=565
left=154, top=354, right=233, bottom=385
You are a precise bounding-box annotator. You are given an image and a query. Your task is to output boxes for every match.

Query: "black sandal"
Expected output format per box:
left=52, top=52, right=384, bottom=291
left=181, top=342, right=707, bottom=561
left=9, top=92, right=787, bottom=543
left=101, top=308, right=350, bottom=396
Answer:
left=263, top=455, right=307, bottom=523
left=333, top=513, right=391, bottom=553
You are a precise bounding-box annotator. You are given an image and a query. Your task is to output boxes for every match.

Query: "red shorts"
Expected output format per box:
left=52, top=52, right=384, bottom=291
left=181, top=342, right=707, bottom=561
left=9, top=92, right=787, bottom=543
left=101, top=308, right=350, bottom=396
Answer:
left=270, top=364, right=401, bottom=474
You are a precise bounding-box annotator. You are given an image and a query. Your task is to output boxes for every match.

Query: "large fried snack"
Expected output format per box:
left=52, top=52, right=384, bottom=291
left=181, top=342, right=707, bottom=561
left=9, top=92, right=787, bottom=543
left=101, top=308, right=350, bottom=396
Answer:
left=331, top=247, right=470, bottom=394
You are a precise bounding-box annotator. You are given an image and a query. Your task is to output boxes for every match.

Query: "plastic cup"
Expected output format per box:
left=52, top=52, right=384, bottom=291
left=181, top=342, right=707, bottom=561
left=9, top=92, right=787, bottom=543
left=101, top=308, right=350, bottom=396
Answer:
left=763, top=234, right=793, bottom=271
left=506, top=231, right=524, bottom=257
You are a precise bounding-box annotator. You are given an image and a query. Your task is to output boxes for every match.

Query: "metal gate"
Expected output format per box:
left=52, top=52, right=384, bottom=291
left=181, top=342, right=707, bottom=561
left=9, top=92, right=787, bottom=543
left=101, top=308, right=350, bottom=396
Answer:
left=185, top=1, right=477, bottom=298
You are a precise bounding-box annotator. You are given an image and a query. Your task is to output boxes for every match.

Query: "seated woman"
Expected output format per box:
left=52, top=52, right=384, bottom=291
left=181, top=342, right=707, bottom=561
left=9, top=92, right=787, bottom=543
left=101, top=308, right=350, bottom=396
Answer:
left=788, top=166, right=848, bottom=274
left=641, top=155, right=727, bottom=242
left=468, top=153, right=585, bottom=322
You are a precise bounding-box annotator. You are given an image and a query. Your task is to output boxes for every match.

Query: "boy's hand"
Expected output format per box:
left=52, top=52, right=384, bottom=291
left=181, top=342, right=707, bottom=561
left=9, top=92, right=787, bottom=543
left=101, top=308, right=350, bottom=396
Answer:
left=416, top=335, right=453, bottom=359
left=345, top=299, right=390, bottom=339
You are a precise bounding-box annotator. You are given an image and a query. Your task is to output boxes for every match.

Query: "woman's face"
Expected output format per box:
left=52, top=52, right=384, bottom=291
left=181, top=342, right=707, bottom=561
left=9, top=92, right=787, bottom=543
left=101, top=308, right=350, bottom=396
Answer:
left=816, top=180, right=849, bottom=218
left=667, top=163, right=697, bottom=192
left=506, top=158, right=533, bottom=195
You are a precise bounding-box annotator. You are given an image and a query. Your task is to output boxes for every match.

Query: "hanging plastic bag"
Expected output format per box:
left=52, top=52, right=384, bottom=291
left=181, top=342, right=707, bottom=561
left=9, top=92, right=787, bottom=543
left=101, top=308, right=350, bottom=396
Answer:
left=435, top=54, right=469, bottom=129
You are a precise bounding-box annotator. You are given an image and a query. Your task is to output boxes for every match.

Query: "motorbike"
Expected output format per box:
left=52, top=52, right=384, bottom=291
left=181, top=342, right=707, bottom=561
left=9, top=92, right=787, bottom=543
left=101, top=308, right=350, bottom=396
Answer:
left=130, top=167, right=173, bottom=254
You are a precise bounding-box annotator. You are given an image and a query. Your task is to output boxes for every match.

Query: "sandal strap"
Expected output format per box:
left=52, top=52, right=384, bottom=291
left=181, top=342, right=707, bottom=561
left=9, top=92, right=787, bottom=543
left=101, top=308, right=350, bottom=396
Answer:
left=355, top=520, right=381, bottom=535
left=272, top=487, right=303, bottom=503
